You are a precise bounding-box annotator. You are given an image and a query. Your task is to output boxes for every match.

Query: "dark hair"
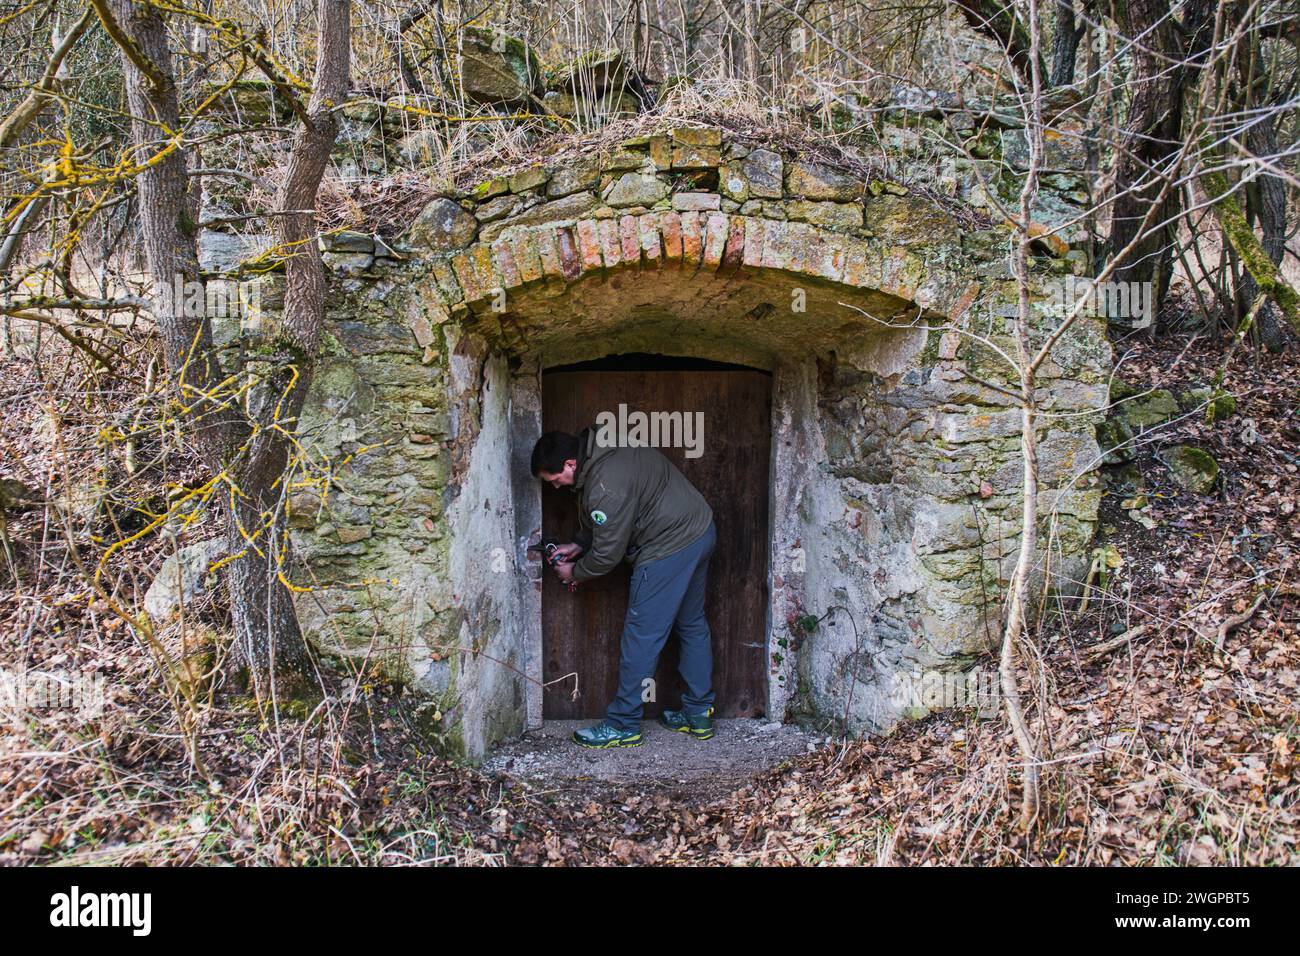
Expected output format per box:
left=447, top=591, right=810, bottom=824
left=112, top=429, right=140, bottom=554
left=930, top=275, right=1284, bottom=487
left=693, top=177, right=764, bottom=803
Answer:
left=531, top=431, right=581, bottom=476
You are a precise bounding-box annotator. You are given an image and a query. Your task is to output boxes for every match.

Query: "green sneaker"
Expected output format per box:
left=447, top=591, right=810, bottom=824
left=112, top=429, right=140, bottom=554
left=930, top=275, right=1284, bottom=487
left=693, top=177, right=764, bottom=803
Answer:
left=572, top=721, right=643, bottom=749
left=659, top=707, right=715, bottom=740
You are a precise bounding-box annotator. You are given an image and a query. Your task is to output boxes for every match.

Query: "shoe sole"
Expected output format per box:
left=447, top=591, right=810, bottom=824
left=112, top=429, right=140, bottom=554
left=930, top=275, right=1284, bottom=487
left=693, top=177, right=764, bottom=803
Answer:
left=660, top=721, right=715, bottom=740
left=573, top=733, right=643, bottom=749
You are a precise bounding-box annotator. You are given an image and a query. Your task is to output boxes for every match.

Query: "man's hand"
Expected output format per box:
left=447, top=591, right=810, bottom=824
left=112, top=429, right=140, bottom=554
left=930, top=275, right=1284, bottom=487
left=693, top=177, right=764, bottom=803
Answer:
left=552, top=542, right=583, bottom=561
left=553, top=560, right=576, bottom=585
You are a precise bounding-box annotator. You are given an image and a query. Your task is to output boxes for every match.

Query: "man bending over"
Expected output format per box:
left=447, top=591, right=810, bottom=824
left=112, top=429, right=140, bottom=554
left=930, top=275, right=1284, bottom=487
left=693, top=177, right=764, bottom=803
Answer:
left=532, top=427, right=718, bottom=748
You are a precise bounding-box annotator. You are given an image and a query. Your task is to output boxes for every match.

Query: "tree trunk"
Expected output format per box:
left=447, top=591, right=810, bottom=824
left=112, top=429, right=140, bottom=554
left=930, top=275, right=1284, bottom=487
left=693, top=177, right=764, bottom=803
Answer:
left=105, top=0, right=234, bottom=467
left=1234, top=53, right=1291, bottom=349
left=952, top=0, right=1046, bottom=82
left=1106, top=0, right=1213, bottom=306
left=225, top=0, right=349, bottom=695
left=1202, top=162, right=1300, bottom=334
left=1004, top=0, right=1047, bottom=833
left=1048, top=0, right=1082, bottom=86
left=226, top=493, right=312, bottom=696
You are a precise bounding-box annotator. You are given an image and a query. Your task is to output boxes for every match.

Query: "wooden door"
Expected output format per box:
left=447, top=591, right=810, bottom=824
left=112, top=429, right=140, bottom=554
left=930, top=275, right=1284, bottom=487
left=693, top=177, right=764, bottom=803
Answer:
left=541, top=364, right=771, bottom=719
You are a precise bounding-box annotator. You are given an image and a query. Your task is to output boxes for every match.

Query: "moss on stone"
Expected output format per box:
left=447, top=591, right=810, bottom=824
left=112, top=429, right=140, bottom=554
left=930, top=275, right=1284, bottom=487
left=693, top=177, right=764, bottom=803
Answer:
left=1157, top=445, right=1219, bottom=495
left=1201, top=163, right=1299, bottom=331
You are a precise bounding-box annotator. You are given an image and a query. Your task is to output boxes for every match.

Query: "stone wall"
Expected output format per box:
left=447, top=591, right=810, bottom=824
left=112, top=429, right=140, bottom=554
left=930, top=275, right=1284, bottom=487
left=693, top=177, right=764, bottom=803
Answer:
left=199, top=87, right=1110, bottom=756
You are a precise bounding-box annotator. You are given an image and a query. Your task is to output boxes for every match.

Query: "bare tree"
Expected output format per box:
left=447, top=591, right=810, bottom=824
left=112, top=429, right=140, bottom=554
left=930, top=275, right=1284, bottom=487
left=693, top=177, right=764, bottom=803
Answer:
left=1048, top=0, right=1085, bottom=86
left=100, top=0, right=352, bottom=699
left=1105, top=0, right=1214, bottom=306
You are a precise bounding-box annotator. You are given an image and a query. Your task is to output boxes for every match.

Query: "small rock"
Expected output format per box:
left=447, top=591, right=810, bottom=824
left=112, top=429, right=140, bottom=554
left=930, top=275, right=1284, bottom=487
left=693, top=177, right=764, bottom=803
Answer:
left=320, top=230, right=373, bottom=254
left=547, top=156, right=600, bottom=198
left=863, top=194, right=957, bottom=245
left=408, top=198, right=478, bottom=254
left=475, top=194, right=522, bottom=223
left=785, top=199, right=863, bottom=231
left=335, top=524, right=372, bottom=545
left=469, top=176, right=510, bottom=201
left=670, top=126, right=722, bottom=147
left=785, top=161, right=861, bottom=201
left=599, top=91, right=640, bottom=117
left=1179, top=387, right=1237, bottom=422
left=671, top=144, right=721, bottom=170
left=540, top=89, right=577, bottom=117
left=0, top=478, right=37, bottom=511
left=323, top=251, right=374, bottom=276
left=197, top=231, right=271, bottom=275
left=20, top=830, right=49, bottom=855
left=718, top=162, right=749, bottom=203
left=1157, top=445, right=1219, bottom=495
left=1118, top=389, right=1179, bottom=430
left=545, top=48, right=629, bottom=94
left=478, top=192, right=598, bottom=243
left=144, top=538, right=227, bottom=621
left=603, top=172, right=667, bottom=207
left=508, top=166, right=549, bottom=194
left=671, top=192, right=721, bottom=212
left=1095, top=418, right=1136, bottom=464
left=457, top=27, right=539, bottom=104
left=743, top=148, right=783, bottom=198
left=287, top=492, right=323, bottom=528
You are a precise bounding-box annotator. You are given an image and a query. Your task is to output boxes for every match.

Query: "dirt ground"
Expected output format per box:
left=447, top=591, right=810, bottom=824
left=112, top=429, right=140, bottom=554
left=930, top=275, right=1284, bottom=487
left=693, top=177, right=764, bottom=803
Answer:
left=482, top=719, right=823, bottom=797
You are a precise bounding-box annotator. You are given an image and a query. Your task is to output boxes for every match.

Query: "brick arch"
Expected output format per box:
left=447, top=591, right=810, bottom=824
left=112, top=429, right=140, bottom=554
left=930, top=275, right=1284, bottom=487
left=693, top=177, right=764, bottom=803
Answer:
left=423, top=211, right=982, bottom=369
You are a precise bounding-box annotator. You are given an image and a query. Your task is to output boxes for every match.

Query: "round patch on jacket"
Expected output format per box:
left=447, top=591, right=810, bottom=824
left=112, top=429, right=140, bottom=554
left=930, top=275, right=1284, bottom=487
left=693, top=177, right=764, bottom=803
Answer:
left=590, top=509, right=607, bottom=525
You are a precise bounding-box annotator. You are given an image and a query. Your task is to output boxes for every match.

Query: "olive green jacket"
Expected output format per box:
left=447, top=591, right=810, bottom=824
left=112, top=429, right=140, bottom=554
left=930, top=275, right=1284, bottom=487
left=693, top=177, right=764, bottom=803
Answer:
left=570, top=426, right=713, bottom=582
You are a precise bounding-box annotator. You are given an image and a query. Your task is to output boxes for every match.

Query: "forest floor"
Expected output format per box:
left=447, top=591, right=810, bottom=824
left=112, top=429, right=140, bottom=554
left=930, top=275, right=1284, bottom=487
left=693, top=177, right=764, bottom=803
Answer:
left=0, top=318, right=1297, bottom=866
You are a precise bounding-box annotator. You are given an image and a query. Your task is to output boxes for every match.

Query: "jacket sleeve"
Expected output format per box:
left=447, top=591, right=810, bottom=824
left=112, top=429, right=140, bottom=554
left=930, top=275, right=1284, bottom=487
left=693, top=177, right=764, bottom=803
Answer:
left=572, top=524, right=593, bottom=551
left=572, top=487, right=636, bottom=581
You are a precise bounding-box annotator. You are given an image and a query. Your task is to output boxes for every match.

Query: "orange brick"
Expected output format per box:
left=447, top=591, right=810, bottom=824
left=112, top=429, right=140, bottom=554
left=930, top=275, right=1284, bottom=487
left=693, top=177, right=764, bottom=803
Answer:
left=702, top=214, right=729, bottom=268
left=432, top=259, right=463, bottom=304
left=760, top=219, right=788, bottom=270
left=576, top=218, right=604, bottom=273
left=556, top=225, right=581, bottom=279
left=661, top=211, right=683, bottom=260
left=720, top=216, right=746, bottom=273
left=742, top=217, right=765, bottom=268
left=451, top=251, right=483, bottom=302
left=784, top=222, right=812, bottom=275
left=619, top=215, right=641, bottom=266
left=511, top=230, right=544, bottom=283
left=537, top=228, right=563, bottom=278
left=491, top=236, right=522, bottom=289
left=680, top=211, right=703, bottom=265
left=639, top=214, right=662, bottom=263
left=841, top=237, right=873, bottom=287
left=598, top=218, right=622, bottom=268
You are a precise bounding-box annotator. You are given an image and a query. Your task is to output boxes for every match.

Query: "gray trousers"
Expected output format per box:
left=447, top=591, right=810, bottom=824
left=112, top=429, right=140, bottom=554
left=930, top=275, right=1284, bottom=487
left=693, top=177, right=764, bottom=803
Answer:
left=606, top=521, right=717, bottom=730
